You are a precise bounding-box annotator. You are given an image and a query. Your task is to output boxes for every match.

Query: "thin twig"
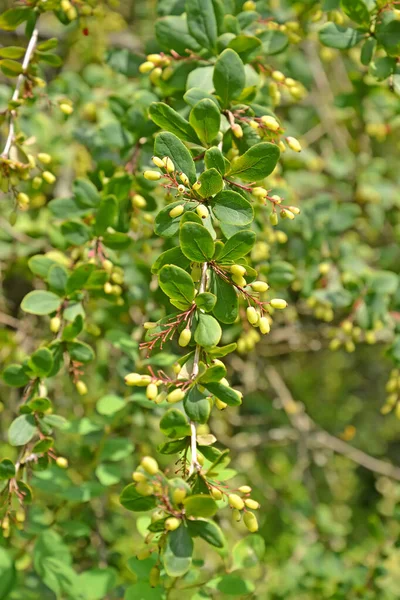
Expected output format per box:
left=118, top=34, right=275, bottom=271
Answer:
left=2, top=27, right=39, bottom=158
left=266, top=366, right=400, bottom=481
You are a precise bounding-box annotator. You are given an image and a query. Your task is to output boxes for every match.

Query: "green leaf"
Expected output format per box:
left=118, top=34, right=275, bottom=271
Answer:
left=21, top=291, right=63, bottom=315
left=187, top=518, right=225, bottom=548
left=47, top=264, right=68, bottom=295
left=149, top=103, right=200, bottom=144
left=206, top=381, right=242, bottom=406
left=2, top=364, right=30, bottom=387
left=28, top=255, right=56, bottom=278
left=229, top=142, right=280, bottom=182
left=28, top=348, right=54, bottom=378
left=154, top=201, right=196, bottom=238
left=96, top=463, right=121, bottom=486
left=228, top=34, right=262, bottom=62
left=8, top=414, right=36, bottom=446
left=159, top=265, right=195, bottom=309
left=120, top=484, right=157, bottom=512
left=198, top=168, right=224, bottom=198
left=94, top=196, right=118, bottom=236
left=78, top=568, right=117, bottom=600
left=0, top=548, right=16, bottom=600
left=0, top=459, right=16, bottom=480
left=195, top=292, right=217, bottom=312
left=152, top=246, right=191, bottom=274
left=207, top=574, right=255, bottom=596
left=154, top=132, right=197, bottom=184
left=341, top=0, right=370, bottom=25
left=376, top=19, right=400, bottom=55
left=183, top=494, right=218, bottom=517
left=0, top=46, right=25, bottom=59
left=103, top=232, right=131, bottom=250
left=211, top=190, right=253, bottom=225
left=184, top=87, right=220, bottom=109
left=210, top=274, right=238, bottom=324
left=319, top=23, right=364, bottom=49
left=208, top=342, right=237, bottom=358
left=73, top=178, right=100, bottom=208
left=158, top=439, right=187, bottom=455
left=186, top=0, right=218, bottom=51
left=213, top=49, right=245, bottom=108
left=160, top=409, right=191, bottom=439
left=163, top=525, right=193, bottom=577
left=194, top=313, right=222, bottom=347
left=37, top=52, right=63, bottom=67
left=67, top=341, right=95, bottom=363
left=205, top=146, right=227, bottom=175
left=360, top=37, right=376, bottom=65
left=189, top=99, right=221, bottom=146
left=62, top=314, right=84, bottom=341
left=231, top=535, right=265, bottom=570
left=96, top=394, right=125, bottom=416
left=61, top=221, right=91, bottom=246
left=0, top=8, right=31, bottom=31
left=66, top=264, right=95, bottom=294
left=180, top=223, right=215, bottom=261
left=199, top=362, right=227, bottom=383
left=156, top=15, right=201, bottom=56
left=218, top=229, right=256, bottom=262
left=100, top=438, right=134, bottom=462
left=184, top=386, right=212, bottom=423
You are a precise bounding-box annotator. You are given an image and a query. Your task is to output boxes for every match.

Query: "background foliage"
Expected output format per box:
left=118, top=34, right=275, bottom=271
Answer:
left=1, top=0, right=400, bottom=598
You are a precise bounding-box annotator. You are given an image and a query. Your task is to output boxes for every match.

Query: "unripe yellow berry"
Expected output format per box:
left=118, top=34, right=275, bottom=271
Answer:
left=251, top=281, right=269, bottom=293
left=365, top=331, right=376, bottom=344
left=341, top=320, right=353, bottom=334
left=229, top=494, right=245, bottom=510
left=232, top=124, right=243, bottom=138
left=259, top=317, right=271, bottom=335
left=172, top=488, right=187, bottom=504
left=146, top=383, right=158, bottom=400
left=232, top=509, right=242, bottom=522
left=163, top=156, right=175, bottom=173
left=281, top=208, right=295, bottom=220
left=104, top=282, right=113, bottom=294
left=139, top=61, right=155, bottom=74
left=165, top=517, right=181, bottom=531
left=215, top=398, right=227, bottom=410
left=141, top=456, right=159, bottom=475
left=144, top=321, right=157, bottom=330
left=238, top=485, right=252, bottom=494
left=132, top=471, right=147, bottom=482
left=42, top=171, right=56, bottom=185
left=136, top=482, right=154, bottom=496
left=66, top=6, right=77, bottom=20
left=231, top=264, right=246, bottom=277
left=56, top=456, right=68, bottom=469
left=252, top=187, right=268, bottom=198
left=60, top=103, right=73, bottom=115
left=243, top=0, right=256, bottom=10
left=144, top=170, right=161, bottom=181
left=178, top=328, right=191, bottom=347
left=192, top=181, right=202, bottom=191
left=261, top=115, right=280, bottom=131
left=196, top=204, right=208, bottom=219
left=102, top=259, right=113, bottom=273
left=125, top=373, right=152, bottom=386
left=243, top=511, right=259, bottom=532
left=211, top=488, right=223, bottom=500
left=286, top=136, right=302, bottom=152
left=37, top=153, right=52, bottom=164
left=179, top=172, right=189, bottom=185
left=246, top=306, right=259, bottom=325
left=249, top=120, right=259, bottom=129
left=272, top=70, right=285, bottom=82
left=32, top=176, right=42, bottom=189
left=132, top=194, right=147, bottom=208
left=169, top=204, right=184, bottom=218
left=177, top=184, right=185, bottom=194
left=152, top=156, right=165, bottom=168
left=149, top=565, right=160, bottom=588
left=15, top=509, right=25, bottom=523
left=76, top=380, right=88, bottom=396
left=17, top=192, right=29, bottom=207
left=50, top=316, right=61, bottom=333
left=172, top=363, right=181, bottom=374
left=167, top=388, right=185, bottom=403
left=278, top=140, right=286, bottom=153
left=270, top=212, right=278, bottom=226
left=244, top=498, right=260, bottom=510
left=270, top=298, right=287, bottom=309
left=61, top=0, right=72, bottom=10
left=232, top=274, right=247, bottom=287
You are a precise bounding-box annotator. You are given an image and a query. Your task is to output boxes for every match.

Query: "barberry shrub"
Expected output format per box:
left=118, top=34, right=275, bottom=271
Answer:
left=1, top=0, right=400, bottom=598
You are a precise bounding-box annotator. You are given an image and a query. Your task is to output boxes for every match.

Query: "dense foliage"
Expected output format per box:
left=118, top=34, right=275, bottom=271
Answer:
left=1, top=0, right=400, bottom=598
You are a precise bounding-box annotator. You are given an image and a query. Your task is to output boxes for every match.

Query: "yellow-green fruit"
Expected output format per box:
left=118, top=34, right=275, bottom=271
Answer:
left=132, top=471, right=147, bottom=482
left=232, top=124, right=243, bottom=138
left=172, top=488, right=187, bottom=504
left=141, top=456, right=159, bottom=475
left=251, top=281, right=269, bottom=293
left=286, top=136, right=302, bottom=152
left=261, top=115, right=280, bottom=131
left=42, top=171, right=56, bottom=185
left=60, top=103, right=73, bottom=115
left=231, top=264, right=246, bottom=277
left=246, top=306, right=259, bottom=325
left=152, top=156, right=165, bottom=168
left=259, top=317, right=271, bottom=335
left=193, top=181, right=202, bottom=191
left=243, top=0, right=256, bottom=10
left=146, top=383, right=158, bottom=400
left=232, top=509, right=242, bottom=522
left=125, top=373, right=152, bottom=386
left=136, top=482, right=154, bottom=496
left=272, top=70, right=285, bottom=82
left=243, top=511, right=259, bottom=532
left=270, top=212, right=278, bottom=226
left=179, top=172, right=189, bottom=185
left=32, top=176, right=42, bottom=189
left=281, top=208, right=295, bottom=220
left=38, top=153, right=52, bottom=164
left=76, top=380, right=88, bottom=396
left=102, top=259, right=113, bottom=273
left=245, top=498, right=260, bottom=510
left=66, top=6, right=77, bottom=20
left=196, top=204, right=208, bottom=219
left=132, top=194, right=147, bottom=208
left=215, top=398, right=227, bottom=410
left=104, top=282, right=113, bottom=294
left=167, top=388, right=185, bottom=403
left=365, top=331, right=376, bottom=344
left=144, top=170, right=161, bottom=181
left=211, top=488, right=223, bottom=500
left=56, top=457, right=68, bottom=469
left=163, top=156, right=175, bottom=173
left=50, top=316, right=61, bottom=333
left=252, top=186, right=268, bottom=198
left=165, top=517, right=181, bottom=531
left=232, top=274, right=247, bottom=287
left=15, top=509, right=25, bottom=523
left=149, top=565, right=160, bottom=588
left=169, top=204, right=184, bottom=218
left=270, top=298, right=287, bottom=309
left=139, top=61, right=155, bottom=73
left=228, top=494, right=245, bottom=510
left=238, top=485, right=252, bottom=494
left=147, top=53, right=163, bottom=65
left=178, top=328, right=191, bottom=347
